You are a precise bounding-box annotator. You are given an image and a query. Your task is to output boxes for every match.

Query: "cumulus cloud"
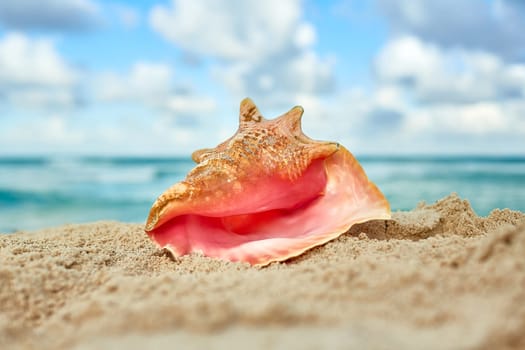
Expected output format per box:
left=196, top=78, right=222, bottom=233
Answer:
left=97, top=62, right=173, bottom=102
left=376, top=0, right=525, bottom=60
left=374, top=35, right=525, bottom=104
left=350, top=1, right=525, bottom=152
left=0, top=32, right=80, bottom=109
left=0, top=0, right=102, bottom=31
left=150, top=0, right=303, bottom=61
left=4, top=89, right=78, bottom=109
left=0, top=33, right=75, bottom=86
left=16, top=115, right=87, bottom=144
left=149, top=0, right=335, bottom=109
left=95, top=62, right=216, bottom=117
left=214, top=51, right=335, bottom=109
left=350, top=33, right=525, bottom=151
left=407, top=102, right=511, bottom=135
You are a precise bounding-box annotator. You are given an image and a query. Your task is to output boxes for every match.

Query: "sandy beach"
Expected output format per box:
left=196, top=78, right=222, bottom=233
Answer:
left=1, top=193, right=524, bottom=349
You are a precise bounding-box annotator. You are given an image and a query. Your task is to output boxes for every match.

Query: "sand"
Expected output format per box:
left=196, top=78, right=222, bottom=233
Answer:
left=1, top=193, right=524, bottom=350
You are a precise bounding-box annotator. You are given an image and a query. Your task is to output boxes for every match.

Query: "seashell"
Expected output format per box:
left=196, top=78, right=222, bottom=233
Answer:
left=145, top=98, right=390, bottom=266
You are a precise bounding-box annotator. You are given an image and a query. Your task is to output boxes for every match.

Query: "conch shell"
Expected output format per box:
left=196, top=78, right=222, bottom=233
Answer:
left=145, top=98, right=390, bottom=266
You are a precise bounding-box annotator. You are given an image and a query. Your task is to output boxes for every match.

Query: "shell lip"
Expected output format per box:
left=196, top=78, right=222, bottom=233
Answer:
left=145, top=210, right=158, bottom=232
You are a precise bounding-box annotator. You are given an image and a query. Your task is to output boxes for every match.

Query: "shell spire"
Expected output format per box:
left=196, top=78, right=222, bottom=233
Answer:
left=239, top=97, right=264, bottom=125
left=279, top=105, right=304, bottom=136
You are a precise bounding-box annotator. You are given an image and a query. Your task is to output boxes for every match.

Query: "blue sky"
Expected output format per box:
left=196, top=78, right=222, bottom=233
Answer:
left=0, top=0, right=524, bottom=156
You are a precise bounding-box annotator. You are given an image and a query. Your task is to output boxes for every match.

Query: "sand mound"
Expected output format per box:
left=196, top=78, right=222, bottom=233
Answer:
left=1, top=193, right=524, bottom=349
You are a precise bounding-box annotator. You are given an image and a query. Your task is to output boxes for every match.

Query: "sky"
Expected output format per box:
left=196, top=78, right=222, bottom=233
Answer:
left=0, top=0, right=524, bottom=156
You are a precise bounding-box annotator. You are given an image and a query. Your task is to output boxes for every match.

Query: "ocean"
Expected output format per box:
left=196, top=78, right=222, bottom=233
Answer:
left=1, top=156, right=524, bottom=233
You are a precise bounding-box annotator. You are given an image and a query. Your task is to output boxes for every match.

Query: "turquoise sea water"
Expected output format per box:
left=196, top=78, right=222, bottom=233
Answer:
left=0, top=156, right=524, bottom=233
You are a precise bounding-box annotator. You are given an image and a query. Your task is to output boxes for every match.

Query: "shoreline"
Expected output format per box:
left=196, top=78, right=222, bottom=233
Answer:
left=1, top=193, right=524, bottom=349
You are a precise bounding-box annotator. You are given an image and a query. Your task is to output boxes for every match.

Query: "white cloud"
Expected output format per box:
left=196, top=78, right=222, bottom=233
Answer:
left=373, top=84, right=407, bottom=110
left=95, top=61, right=216, bottom=118
left=164, top=95, right=216, bottom=115
left=0, top=32, right=79, bottom=109
left=374, top=35, right=525, bottom=104
left=376, top=0, right=525, bottom=60
left=294, top=22, right=317, bottom=48
left=97, top=62, right=173, bottom=102
left=1, top=114, right=87, bottom=150
left=366, top=36, right=525, bottom=148
left=149, top=0, right=303, bottom=62
left=441, top=103, right=509, bottom=134
left=149, top=0, right=335, bottom=109
left=374, top=35, right=440, bottom=83
left=402, top=102, right=511, bottom=136
left=214, top=50, right=335, bottom=109
left=6, top=89, right=77, bottom=109
left=0, top=32, right=76, bottom=87
left=0, top=0, right=101, bottom=31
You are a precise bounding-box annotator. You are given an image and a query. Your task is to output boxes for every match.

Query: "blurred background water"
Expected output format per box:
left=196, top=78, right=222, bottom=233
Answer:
left=1, top=155, right=524, bottom=233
